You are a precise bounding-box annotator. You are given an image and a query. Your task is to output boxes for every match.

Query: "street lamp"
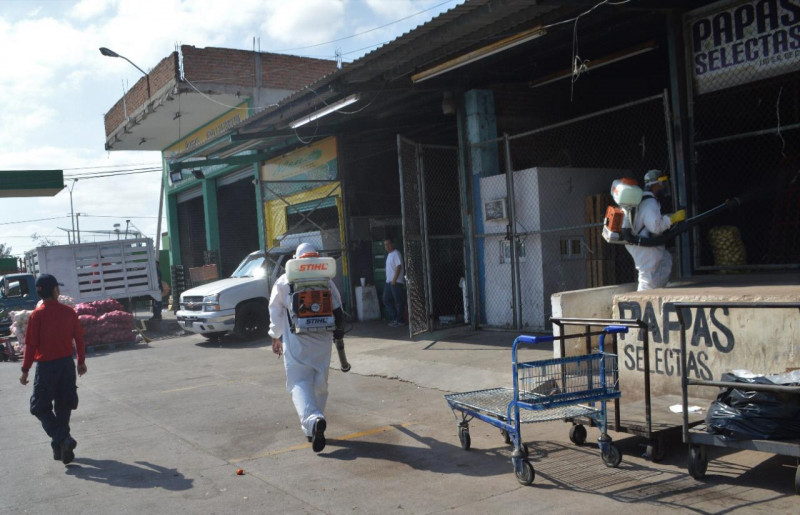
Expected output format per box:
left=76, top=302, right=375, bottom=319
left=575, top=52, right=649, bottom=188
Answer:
left=100, top=45, right=162, bottom=254
left=99, top=47, right=151, bottom=99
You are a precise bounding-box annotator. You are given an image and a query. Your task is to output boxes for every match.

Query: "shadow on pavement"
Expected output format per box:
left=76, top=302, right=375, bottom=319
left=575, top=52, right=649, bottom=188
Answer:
left=65, top=458, right=193, bottom=491
left=319, top=424, right=511, bottom=478
left=519, top=440, right=793, bottom=513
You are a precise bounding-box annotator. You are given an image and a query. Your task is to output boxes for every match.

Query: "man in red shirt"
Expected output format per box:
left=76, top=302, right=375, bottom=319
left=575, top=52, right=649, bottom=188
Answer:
left=19, top=274, right=88, bottom=464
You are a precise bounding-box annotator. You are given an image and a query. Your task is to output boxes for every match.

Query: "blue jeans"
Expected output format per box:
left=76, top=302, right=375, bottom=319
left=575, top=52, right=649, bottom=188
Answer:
left=382, top=283, right=406, bottom=323
left=30, top=356, right=78, bottom=446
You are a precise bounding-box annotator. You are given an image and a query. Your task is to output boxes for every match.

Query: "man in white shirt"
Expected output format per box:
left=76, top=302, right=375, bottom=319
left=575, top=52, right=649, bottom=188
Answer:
left=382, top=238, right=406, bottom=327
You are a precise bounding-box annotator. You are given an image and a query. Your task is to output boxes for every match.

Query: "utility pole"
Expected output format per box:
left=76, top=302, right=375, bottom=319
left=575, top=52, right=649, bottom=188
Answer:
left=67, top=179, right=78, bottom=243
left=76, top=213, right=84, bottom=244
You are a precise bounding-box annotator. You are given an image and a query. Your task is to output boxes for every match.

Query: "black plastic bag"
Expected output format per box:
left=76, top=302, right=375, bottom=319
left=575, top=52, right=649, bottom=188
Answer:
left=706, top=373, right=800, bottom=440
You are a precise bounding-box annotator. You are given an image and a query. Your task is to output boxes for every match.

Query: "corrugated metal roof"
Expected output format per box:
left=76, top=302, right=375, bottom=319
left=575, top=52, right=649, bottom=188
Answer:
left=171, top=0, right=702, bottom=160
left=220, top=0, right=565, bottom=139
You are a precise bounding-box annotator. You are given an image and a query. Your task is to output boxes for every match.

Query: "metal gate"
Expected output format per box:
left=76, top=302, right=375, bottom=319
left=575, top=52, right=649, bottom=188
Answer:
left=397, top=136, right=464, bottom=337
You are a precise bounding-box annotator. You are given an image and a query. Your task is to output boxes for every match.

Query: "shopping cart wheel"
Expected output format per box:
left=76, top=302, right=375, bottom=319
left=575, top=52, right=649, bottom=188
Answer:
left=520, top=443, right=529, bottom=458
left=646, top=439, right=665, bottom=462
left=458, top=426, right=471, bottom=451
left=688, top=445, right=708, bottom=479
left=515, top=459, right=535, bottom=486
left=794, top=463, right=799, bottom=495
left=569, top=424, right=587, bottom=446
left=501, top=430, right=512, bottom=445
left=601, top=444, right=622, bottom=468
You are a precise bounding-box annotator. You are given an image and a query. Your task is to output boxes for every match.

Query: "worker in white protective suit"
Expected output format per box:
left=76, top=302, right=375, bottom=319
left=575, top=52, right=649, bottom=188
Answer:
left=269, top=242, right=343, bottom=453
left=623, top=170, right=685, bottom=291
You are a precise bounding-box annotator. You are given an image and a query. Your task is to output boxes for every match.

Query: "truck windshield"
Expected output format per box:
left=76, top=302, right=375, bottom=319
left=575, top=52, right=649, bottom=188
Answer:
left=231, top=255, right=267, bottom=278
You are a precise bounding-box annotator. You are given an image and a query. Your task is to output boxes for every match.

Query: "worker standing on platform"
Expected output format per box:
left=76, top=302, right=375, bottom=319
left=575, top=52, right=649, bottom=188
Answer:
left=623, top=170, right=685, bottom=291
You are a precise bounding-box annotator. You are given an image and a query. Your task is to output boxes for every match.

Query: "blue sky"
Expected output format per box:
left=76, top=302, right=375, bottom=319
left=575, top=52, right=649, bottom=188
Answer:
left=0, top=0, right=461, bottom=258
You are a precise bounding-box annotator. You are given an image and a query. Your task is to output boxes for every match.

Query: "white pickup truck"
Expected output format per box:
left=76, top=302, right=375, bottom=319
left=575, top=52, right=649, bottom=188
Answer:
left=176, top=250, right=290, bottom=340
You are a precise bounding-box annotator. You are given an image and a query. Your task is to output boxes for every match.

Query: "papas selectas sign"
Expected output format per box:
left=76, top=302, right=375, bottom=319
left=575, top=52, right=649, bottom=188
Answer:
left=688, top=0, right=800, bottom=94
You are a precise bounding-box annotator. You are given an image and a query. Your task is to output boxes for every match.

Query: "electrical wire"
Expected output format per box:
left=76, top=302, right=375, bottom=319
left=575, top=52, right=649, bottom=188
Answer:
left=64, top=169, right=161, bottom=180
left=62, top=163, right=161, bottom=171
left=275, top=0, right=459, bottom=52
left=0, top=216, right=69, bottom=226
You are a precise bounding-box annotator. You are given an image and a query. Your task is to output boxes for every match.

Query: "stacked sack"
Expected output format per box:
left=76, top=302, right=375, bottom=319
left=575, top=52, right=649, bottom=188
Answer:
left=9, top=310, right=31, bottom=343
left=708, top=226, right=747, bottom=272
left=75, top=299, right=135, bottom=346
left=11, top=295, right=76, bottom=343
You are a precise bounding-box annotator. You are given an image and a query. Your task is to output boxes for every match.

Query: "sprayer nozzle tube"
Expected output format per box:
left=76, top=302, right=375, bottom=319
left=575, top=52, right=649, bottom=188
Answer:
left=334, top=338, right=350, bottom=372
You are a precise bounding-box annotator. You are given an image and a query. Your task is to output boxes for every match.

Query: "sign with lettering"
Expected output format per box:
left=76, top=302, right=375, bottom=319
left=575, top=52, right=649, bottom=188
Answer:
left=688, top=0, right=800, bottom=94
left=164, top=103, right=250, bottom=159
left=614, top=298, right=800, bottom=400
left=261, top=136, right=337, bottom=182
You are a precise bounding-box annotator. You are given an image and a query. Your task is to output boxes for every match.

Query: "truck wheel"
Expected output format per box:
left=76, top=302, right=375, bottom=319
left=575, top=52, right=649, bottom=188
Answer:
left=235, top=303, right=267, bottom=340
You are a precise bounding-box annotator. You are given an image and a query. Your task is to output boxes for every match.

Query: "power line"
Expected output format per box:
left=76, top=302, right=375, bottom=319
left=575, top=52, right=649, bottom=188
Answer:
left=64, top=169, right=161, bottom=180
left=62, top=163, right=161, bottom=171
left=0, top=216, right=69, bottom=226
left=275, top=0, right=459, bottom=52
left=81, top=214, right=162, bottom=219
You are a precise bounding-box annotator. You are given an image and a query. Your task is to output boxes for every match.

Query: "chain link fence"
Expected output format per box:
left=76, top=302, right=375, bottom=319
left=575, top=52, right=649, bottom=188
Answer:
left=398, top=137, right=463, bottom=335
left=691, top=70, right=800, bottom=270
left=473, top=94, right=672, bottom=331
left=420, top=145, right=465, bottom=328
left=686, top=3, right=800, bottom=271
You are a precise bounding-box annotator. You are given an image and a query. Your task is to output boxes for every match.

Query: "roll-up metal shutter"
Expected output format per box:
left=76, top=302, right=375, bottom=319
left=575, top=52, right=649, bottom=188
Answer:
left=176, top=185, right=203, bottom=202
left=177, top=196, right=206, bottom=269
left=217, top=167, right=255, bottom=187
left=217, top=177, right=259, bottom=277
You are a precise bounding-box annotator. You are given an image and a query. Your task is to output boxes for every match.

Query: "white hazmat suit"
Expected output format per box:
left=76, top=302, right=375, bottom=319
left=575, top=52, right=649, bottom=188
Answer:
left=268, top=249, right=342, bottom=440
left=623, top=191, right=673, bottom=291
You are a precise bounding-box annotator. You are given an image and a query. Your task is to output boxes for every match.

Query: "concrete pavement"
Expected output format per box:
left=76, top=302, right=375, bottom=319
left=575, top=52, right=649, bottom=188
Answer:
left=1, top=318, right=797, bottom=514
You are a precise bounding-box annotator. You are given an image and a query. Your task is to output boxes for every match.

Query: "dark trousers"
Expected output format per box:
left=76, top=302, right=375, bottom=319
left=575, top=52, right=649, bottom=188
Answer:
left=152, top=299, right=163, bottom=319
left=382, top=283, right=407, bottom=323
left=30, top=356, right=78, bottom=445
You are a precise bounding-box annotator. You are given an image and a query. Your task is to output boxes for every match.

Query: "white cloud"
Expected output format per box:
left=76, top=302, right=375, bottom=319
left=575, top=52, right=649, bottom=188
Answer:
left=261, top=0, right=346, bottom=47
left=0, top=0, right=456, bottom=256
left=69, top=0, right=117, bottom=21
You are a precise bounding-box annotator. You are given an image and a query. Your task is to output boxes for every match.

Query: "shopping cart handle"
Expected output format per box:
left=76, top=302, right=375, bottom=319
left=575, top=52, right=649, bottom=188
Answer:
left=602, top=325, right=629, bottom=335
left=513, top=334, right=554, bottom=347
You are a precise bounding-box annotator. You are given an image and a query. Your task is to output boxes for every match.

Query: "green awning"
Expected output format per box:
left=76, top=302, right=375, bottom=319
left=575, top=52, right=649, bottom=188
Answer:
left=0, top=170, right=63, bottom=197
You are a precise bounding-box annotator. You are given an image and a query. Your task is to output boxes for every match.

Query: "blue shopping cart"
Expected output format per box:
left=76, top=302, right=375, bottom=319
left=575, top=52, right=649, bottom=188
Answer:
left=444, top=325, right=627, bottom=485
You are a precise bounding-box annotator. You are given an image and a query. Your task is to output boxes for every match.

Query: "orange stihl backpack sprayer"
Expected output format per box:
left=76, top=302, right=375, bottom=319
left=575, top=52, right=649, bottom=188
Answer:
left=285, top=251, right=337, bottom=333
left=602, top=178, right=643, bottom=245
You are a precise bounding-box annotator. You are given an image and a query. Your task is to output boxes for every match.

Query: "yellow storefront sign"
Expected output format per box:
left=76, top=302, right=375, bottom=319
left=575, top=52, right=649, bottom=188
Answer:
left=164, top=103, right=250, bottom=159
left=261, top=137, right=337, bottom=181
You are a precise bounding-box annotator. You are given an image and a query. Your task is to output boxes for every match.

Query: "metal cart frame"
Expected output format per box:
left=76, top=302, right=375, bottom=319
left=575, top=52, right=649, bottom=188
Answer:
left=551, top=316, right=709, bottom=461
left=445, top=326, right=627, bottom=485
left=676, top=301, right=800, bottom=494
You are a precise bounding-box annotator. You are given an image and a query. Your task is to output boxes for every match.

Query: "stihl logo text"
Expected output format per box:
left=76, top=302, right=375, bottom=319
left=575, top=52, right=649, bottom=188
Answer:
left=299, top=264, right=328, bottom=271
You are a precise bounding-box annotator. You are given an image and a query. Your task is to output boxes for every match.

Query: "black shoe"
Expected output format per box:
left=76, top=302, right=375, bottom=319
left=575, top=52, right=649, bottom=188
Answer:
left=61, top=437, right=77, bottom=465
left=307, top=436, right=312, bottom=443
left=311, top=418, right=326, bottom=453
left=52, top=442, right=62, bottom=461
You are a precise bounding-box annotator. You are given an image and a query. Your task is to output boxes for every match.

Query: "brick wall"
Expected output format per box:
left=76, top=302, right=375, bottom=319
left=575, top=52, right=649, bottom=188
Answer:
left=181, top=45, right=337, bottom=92
left=103, top=52, right=179, bottom=136
left=104, top=46, right=337, bottom=138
